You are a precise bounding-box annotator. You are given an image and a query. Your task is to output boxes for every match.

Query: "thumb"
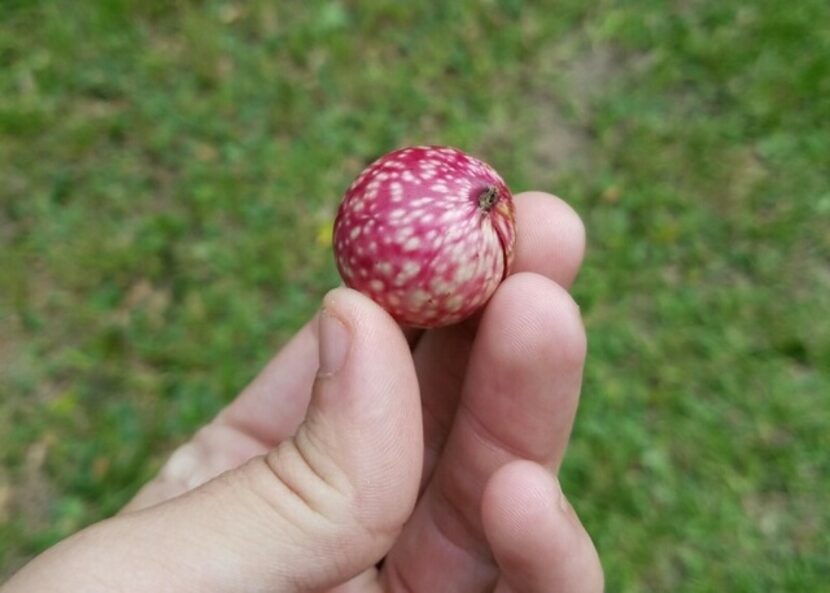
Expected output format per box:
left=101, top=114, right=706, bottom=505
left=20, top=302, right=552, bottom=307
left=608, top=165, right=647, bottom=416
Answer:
left=168, top=287, right=424, bottom=590
left=6, top=288, right=423, bottom=593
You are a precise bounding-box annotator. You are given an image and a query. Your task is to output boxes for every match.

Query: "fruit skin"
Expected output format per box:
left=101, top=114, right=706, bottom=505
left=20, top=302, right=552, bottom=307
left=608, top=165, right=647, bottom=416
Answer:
left=333, top=145, right=516, bottom=328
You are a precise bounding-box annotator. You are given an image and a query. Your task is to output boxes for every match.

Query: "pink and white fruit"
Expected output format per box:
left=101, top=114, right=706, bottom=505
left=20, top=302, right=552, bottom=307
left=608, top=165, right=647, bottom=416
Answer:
left=333, top=145, right=516, bottom=328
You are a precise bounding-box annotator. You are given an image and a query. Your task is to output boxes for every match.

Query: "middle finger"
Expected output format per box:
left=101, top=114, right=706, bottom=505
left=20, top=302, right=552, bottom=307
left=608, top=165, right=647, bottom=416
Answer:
left=415, top=191, right=585, bottom=490
left=383, top=272, right=588, bottom=592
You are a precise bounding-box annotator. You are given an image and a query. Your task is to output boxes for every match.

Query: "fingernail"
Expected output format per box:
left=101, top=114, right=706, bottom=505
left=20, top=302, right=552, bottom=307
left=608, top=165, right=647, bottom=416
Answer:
left=318, top=309, right=350, bottom=378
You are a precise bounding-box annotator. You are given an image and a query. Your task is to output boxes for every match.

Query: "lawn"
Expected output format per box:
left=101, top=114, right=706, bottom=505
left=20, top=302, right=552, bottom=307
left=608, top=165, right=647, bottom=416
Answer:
left=1, top=0, right=828, bottom=590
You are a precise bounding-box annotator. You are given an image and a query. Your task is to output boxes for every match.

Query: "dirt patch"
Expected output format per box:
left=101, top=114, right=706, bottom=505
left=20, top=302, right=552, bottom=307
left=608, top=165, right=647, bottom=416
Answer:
left=524, top=44, right=624, bottom=186
left=0, top=475, right=10, bottom=523
left=14, top=438, right=55, bottom=531
left=563, top=45, right=621, bottom=106
left=526, top=99, right=591, bottom=185
left=0, top=437, right=55, bottom=580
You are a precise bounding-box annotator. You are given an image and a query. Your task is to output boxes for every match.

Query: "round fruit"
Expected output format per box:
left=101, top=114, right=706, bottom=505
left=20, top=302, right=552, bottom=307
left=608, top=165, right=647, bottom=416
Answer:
left=333, top=145, right=516, bottom=328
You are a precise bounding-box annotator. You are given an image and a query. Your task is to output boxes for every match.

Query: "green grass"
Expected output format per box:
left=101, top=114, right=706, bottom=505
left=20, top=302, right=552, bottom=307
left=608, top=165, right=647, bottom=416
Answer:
left=1, top=0, right=828, bottom=590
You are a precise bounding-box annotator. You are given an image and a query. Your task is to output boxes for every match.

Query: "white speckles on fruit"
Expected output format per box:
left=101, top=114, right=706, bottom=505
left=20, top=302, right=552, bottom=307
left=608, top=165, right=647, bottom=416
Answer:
left=450, top=241, right=467, bottom=259
left=395, top=227, right=415, bottom=243
left=408, top=289, right=431, bottom=309
left=440, top=209, right=464, bottom=224
left=402, top=260, right=421, bottom=276
left=446, top=294, right=464, bottom=312
left=392, top=273, right=408, bottom=288
left=376, top=262, right=393, bottom=276
left=455, top=262, right=476, bottom=283
left=332, top=145, right=516, bottom=327
left=393, top=260, right=421, bottom=287
left=403, top=236, right=421, bottom=251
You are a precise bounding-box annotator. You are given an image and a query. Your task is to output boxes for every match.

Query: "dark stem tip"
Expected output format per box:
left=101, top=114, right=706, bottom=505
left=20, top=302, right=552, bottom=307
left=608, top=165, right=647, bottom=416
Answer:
left=478, top=185, right=499, bottom=212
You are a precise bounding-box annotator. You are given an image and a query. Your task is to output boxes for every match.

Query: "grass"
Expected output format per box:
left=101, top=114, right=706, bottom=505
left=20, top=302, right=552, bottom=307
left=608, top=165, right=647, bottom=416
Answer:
left=1, top=0, right=828, bottom=590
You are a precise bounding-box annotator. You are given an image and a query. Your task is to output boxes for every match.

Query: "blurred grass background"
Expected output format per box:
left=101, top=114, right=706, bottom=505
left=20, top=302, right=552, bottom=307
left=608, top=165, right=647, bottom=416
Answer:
left=1, top=0, right=828, bottom=589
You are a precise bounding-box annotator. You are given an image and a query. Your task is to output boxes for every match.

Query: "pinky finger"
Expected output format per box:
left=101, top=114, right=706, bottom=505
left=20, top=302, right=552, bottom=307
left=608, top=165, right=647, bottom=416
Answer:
left=482, top=461, right=604, bottom=593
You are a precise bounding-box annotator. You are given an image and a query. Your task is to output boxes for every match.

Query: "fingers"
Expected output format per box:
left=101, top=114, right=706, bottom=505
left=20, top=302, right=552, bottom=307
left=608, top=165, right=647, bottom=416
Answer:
left=178, top=191, right=581, bottom=456
left=510, top=191, right=586, bottom=286
left=415, top=192, right=585, bottom=488
left=483, top=461, right=604, bottom=593
left=123, top=421, right=270, bottom=512
left=382, top=273, right=587, bottom=591
left=128, top=191, right=584, bottom=516
left=129, top=191, right=585, bottom=513
left=452, top=274, right=586, bottom=473
left=31, top=288, right=423, bottom=593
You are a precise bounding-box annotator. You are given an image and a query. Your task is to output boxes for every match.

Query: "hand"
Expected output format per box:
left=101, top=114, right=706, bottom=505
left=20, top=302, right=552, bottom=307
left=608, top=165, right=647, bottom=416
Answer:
left=2, top=192, right=602, bottom=593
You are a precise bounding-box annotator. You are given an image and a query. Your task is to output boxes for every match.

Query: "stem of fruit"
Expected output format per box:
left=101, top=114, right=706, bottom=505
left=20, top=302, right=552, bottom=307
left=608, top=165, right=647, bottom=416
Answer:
left=478, top=185, right=499, bottom=212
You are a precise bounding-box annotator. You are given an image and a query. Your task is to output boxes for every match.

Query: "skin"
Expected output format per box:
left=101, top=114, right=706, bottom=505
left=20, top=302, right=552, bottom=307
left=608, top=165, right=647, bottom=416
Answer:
left=1, top=191, right=603, bottom=593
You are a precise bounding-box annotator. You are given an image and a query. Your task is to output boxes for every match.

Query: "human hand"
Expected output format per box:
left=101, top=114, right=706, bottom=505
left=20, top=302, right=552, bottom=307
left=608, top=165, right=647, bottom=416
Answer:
left=2, top=192, right=602, bottom=593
